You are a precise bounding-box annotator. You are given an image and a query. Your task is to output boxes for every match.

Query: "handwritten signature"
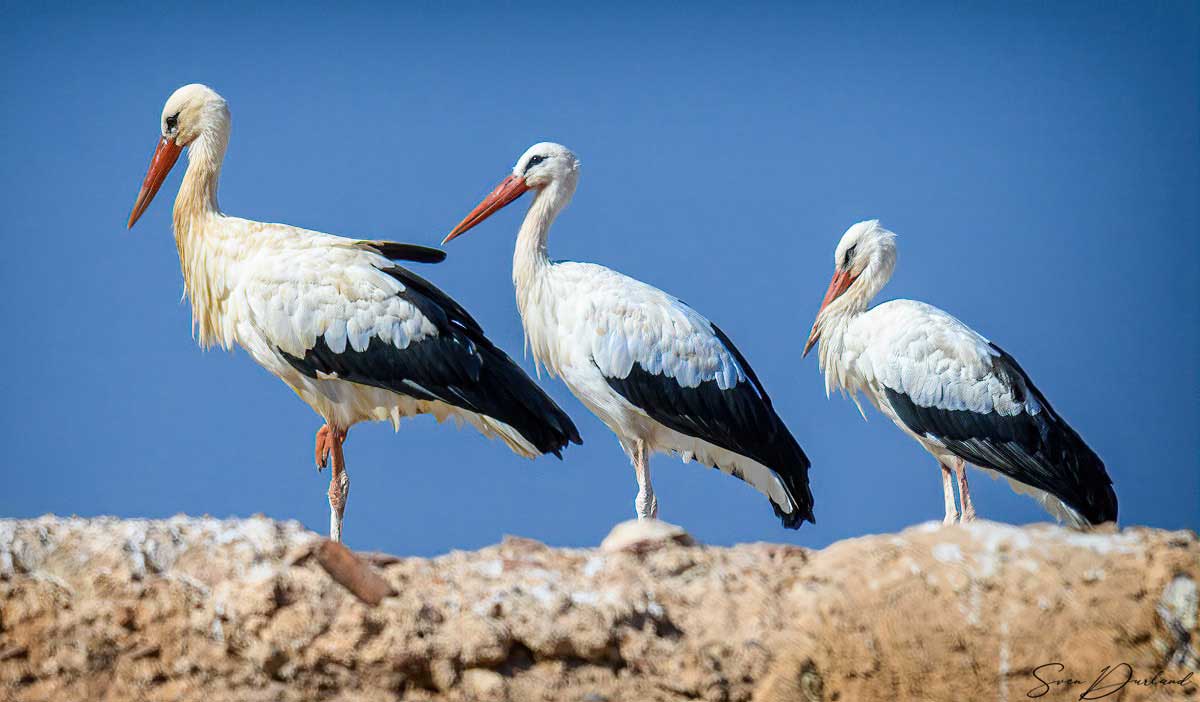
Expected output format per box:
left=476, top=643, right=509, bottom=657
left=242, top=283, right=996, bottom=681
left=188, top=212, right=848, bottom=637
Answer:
left=1027, top=662, right=1194, bottom=699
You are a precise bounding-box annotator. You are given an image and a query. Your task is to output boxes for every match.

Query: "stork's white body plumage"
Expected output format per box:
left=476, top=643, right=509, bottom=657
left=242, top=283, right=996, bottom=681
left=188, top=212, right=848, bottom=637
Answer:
left=445, top=143, right=814, bottom=528
left=805, top=220, right=1117, bottom=527
left=128, top=86, right=579, bottom=542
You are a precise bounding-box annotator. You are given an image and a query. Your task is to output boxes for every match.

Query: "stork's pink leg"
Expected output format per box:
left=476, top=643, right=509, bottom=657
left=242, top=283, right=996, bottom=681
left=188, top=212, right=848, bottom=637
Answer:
left=952, top=458, right=976, bottom=522
left=939, top=461, right=959, bottom=525
left=320, top=426, right=350, bottom=542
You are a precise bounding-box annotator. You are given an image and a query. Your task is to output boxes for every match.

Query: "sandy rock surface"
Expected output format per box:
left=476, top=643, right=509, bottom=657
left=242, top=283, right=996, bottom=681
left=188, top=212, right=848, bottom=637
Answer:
left=1, top=516, right=1196, bottom=701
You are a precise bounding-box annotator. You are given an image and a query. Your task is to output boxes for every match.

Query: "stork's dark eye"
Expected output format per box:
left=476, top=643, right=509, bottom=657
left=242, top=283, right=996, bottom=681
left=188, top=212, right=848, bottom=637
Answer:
left=842, top=244, right=858, bottom=267
left=525, top=154, right=546, bottom=172
left=165, top=112, right=179, bottom=132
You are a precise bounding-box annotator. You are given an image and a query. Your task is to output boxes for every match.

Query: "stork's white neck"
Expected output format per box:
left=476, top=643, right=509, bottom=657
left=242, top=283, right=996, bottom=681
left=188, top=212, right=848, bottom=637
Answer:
left=172, top=126, right=233, bottom=347
left=173, top=130, right=226, bottom=227
left=511, top=178, right=575, bottom=373
left=513, top=179, right=573, bottom=298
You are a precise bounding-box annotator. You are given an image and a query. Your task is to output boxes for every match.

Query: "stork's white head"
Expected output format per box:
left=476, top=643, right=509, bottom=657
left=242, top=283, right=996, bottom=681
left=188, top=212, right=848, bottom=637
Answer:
left=159, top=83, right=229, bottom=147
left=128, top=84, right=230, bottom=228
left=443, top=142, right=580, bottom=244
left=803, top=220, right=898, bottom=357
left=512, top=142, right=580, bottom=189
left=832, top=220, right=897, bottom=281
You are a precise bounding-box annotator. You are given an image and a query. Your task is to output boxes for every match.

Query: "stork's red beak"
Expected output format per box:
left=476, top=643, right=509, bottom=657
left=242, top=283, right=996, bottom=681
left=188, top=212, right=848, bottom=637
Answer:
left=442, top=174, right=531, bottom=244
left=128, top=136, right=183, bottom=229
left=803, top=269, right=857, bottom=357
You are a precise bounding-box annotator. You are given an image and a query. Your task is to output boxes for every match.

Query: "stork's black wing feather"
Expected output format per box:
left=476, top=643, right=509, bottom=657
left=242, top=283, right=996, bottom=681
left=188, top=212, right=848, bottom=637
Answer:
left=380, top=265, right=485, bottom=336
left=280, top=264, right=580, bottom=457
left=604, top=323, right=814, bottom=528
left=885, top=343, right=1116, bottom=525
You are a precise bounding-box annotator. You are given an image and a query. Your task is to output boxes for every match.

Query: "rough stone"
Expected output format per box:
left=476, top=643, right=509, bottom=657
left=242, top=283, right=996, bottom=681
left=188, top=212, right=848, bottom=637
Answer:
left=0, top=515, right=1195, bottom=701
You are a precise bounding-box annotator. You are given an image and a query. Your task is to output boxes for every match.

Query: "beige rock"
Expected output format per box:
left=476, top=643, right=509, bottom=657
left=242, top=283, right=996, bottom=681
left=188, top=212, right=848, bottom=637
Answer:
left=0, top=515, right=1195, bottom=702
left=600, top=518, right=695, bottom=553
left=753, top=523, right=1200, bottom=702
left=460, top=668, right=508, bottom=701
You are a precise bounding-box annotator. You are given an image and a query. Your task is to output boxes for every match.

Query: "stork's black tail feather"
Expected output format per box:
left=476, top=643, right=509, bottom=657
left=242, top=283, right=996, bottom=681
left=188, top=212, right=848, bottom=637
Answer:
left=384, top=263, right=581, bottom=456
left=607, top=322, right=815, bottom=529
left=990, top=346, right=1116, bottom=525
left=761, top=416, right=815, bottom=529
left=1051, top=426, right=1118, bottom=525
left=710, top=324, right=815, bottom=529
left=470, top=339, right=583, bottom=457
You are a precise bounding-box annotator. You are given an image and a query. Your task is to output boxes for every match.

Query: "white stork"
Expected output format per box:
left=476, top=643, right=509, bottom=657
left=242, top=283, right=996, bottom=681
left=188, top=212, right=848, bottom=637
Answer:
left=803, top=220, right=1117, bottom=527
left=126, top=85, right=580, bottom=542
left=441, top=143, right=814, bottom=528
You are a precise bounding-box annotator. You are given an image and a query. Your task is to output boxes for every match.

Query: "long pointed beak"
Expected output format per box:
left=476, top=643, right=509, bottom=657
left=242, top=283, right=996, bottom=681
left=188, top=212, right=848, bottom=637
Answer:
left=802, top=269, right=856, bottom=358
left=442, top=174, right=531, bottom=244
left=128, top=136, right=183, bottom=229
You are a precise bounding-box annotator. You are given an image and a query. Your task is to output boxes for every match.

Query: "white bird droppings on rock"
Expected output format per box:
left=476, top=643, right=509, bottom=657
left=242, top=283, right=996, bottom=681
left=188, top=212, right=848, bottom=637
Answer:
left=932, top=542, right=963, bottom=563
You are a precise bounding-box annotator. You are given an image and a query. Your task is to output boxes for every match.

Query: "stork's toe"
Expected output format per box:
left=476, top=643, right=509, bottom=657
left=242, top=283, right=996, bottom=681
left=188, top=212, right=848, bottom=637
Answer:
left=315, top=424, right=332, bottom=470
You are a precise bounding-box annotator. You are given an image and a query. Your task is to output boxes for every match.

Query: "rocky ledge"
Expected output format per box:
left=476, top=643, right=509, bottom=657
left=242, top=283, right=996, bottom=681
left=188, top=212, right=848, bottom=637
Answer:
left=0, top=516, right=1196, bottom=701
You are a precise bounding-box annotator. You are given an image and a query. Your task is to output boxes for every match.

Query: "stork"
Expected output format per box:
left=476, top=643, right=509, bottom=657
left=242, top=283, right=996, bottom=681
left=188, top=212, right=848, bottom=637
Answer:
left=127, top=85, right=580, bottom=542
left=441, top=143, right=814, bottom=528
left=803, top=220, right=1117, bottom=526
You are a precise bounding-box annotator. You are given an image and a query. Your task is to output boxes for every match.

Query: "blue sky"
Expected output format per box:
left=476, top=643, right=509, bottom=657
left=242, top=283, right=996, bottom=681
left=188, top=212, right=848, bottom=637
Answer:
left=1, top=1, right=1196, bottom=555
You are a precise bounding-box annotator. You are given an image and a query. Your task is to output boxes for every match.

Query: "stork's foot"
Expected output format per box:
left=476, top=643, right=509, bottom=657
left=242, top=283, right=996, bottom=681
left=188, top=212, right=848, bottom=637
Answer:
left=315, top=425, right=332, bottom=470
left=315, top=424, right=347, bottom=471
